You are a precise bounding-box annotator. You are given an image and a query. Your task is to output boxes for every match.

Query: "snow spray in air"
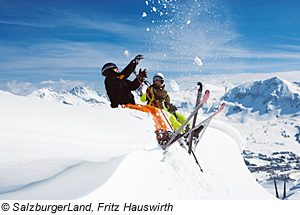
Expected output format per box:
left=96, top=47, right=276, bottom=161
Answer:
left=141, top=0, right=240, bottom=74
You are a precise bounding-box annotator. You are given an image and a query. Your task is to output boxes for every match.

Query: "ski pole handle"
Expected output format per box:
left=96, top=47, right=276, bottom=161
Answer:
left=144, top=80, right=151, bottom=86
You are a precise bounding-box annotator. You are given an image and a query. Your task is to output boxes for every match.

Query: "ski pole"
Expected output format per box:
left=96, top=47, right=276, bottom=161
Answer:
left=142, top=77, right=189, bottom=151
left=188, top=82, right=202, bottom=154
left=141, top=75, right=203, bottom=172
left=191, top=150, right=203, bottom=172
left=137, top=74, right=186, bottom=149
left=134, top=73, right=173, bottom=130
left=145, top=80, right=180, bottom=122
left=143, top=80, right=173, bottom=129
left=134, top=72, right=168, bottom=130
left=134, top=72, right=156, bottom=108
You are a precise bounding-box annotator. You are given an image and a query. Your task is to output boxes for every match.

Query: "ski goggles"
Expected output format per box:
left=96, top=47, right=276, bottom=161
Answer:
left=102, top=64, right=118, bottom=73
left=153, top=76, right=163, bottom=82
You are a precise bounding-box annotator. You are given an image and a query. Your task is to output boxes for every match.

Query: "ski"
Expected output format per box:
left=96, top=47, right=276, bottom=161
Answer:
left=165, top=103, right=225, bottom=148
left=162, top=90, right=210, bottom=150
left=188, top=82, right=202, bottom=154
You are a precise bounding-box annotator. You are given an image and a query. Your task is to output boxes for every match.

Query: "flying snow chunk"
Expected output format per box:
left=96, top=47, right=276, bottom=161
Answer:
left=152, top=7, right=157, bottom=12
left=146, top=28, right=150, bottom=31
left=187, top=20, right=191, bottom=25
left=124, top=50, right=129, bottom=57
left=194, top=56, right=203, bottom=66
left=142, top=12, right=147, bottom=18
left=145, top=1, right=148, bottom=5
left=170, top=80, right=179, bottom=92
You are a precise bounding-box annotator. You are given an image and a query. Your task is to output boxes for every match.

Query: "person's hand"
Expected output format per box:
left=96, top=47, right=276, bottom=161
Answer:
left=168, top=104, right=177, bottom=113
left=133, top=54, right=145, bottom=64
left=138, top=68, right=148, bottom=79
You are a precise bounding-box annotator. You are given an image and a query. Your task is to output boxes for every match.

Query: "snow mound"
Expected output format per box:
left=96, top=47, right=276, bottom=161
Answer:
left=0, top=90, right=274, bottom=199
left=0, top=91, right=154, bottom=195
left=84, top=126, right=272, bottom=200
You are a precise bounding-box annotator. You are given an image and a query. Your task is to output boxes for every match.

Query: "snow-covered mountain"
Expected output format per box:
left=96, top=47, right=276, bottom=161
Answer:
left=222, top=77, right=300, bottom=116
left=29, top=86, right=109, bottom=107
left=201, top=77, right=300, bottom=200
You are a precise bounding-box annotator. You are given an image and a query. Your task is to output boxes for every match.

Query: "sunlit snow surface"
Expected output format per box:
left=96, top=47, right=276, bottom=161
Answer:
left=0, top=80, right=273, bottom=200
left=1, top=71, right=300, bottom=200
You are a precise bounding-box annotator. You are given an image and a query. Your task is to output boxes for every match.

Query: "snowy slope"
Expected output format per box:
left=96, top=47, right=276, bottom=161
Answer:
left=0, top=90, right=154, bottom=195
left=84, top=127, right=269, bottom=200
left=0, top=90, right=273, bottom=200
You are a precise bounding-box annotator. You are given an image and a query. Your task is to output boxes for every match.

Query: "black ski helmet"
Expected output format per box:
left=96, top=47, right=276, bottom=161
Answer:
left=101, top=63, right=118, bottom=77
left=153, top=73, right=164, bottom=84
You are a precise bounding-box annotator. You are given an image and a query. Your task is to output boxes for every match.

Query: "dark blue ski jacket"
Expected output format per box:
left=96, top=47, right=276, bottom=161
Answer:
left=104, top=61, right=140, bottom=108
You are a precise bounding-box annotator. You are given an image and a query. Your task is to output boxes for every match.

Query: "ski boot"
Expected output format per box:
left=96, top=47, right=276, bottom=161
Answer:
left=180, top=124, right=190, bottom=145
left=155, top=130, right=173, bottom=147
left=192, top=125, right=204, bottom=147
left=194, top=125, right=204, bottom=138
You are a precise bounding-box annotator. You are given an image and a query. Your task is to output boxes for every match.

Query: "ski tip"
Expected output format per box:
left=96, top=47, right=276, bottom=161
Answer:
left=199, top=90, right=210, bottom=103
left=204, top=90, right=210, bottom=96
left=197, top=82, right=202, bottom=90
left=216, top=103, right=226, bottom=113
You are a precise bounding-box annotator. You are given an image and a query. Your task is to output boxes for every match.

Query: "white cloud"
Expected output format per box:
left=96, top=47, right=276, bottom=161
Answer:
left=40, top=80, right=56, bottom=84
left=0, top=79, right=87, bottom=96
left=0, top=80, right=38, bottom=96
left=0, top=20, right=57, bottom=28
left=0, top=40, right=133, bottom=72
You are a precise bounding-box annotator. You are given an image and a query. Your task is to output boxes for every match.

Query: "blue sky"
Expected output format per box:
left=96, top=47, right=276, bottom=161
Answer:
left=0, top=0, right=299, bottom=93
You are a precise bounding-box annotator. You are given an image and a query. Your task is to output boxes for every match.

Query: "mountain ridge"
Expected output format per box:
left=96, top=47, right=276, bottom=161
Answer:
left=221, top=77, right=300, bottom=116
left=29, top=86, right=109, bottom=107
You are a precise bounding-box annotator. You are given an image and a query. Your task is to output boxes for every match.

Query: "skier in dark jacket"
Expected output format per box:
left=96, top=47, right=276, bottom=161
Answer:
left=101, top=54, right=147, bottom=108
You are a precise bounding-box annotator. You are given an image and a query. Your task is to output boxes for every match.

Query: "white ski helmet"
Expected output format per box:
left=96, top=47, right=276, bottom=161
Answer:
left=153, top=73, right=164, bottom=84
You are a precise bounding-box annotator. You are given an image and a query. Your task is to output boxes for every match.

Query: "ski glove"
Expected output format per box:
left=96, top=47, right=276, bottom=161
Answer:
left=138, top=68, right=148, bottom=79
left=168, top=104, right=177, bottom=113
left=133, top=54, right=145, bottom=64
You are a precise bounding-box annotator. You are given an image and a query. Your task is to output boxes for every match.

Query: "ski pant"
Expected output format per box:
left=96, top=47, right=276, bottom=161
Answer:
left=124, top=104, right=188, bottom=132
left=123, top=104, right=168, bottom=131
left=167, top=111, right=188, bottom=132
